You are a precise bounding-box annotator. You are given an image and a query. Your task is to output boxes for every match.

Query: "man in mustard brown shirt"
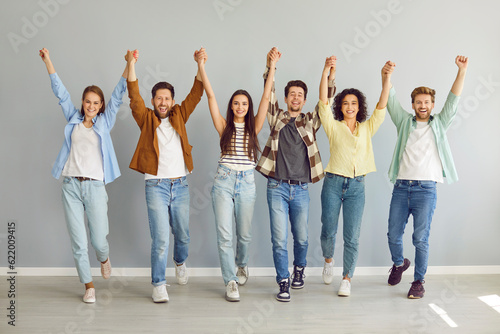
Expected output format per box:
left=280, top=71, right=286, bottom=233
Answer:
left=125, top=49, right=204, bottom=303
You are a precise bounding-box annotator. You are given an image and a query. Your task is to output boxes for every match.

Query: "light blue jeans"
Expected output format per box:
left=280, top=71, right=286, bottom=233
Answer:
left=267, top=178, right=309, bottom=283
left=320, top=173, right=365, bottom=278
left=211, top=164, right=256, bottom=285
left=62, top=177, right=109, bottom=284
left=145, top=177, right=190, bottom=286
left=388, top=180, right=437, bottom=281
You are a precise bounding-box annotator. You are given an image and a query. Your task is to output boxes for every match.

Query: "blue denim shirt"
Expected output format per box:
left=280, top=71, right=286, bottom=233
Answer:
left=387, top=87, right=460, bottom=184
left=50, top=73, right=127, bottom=184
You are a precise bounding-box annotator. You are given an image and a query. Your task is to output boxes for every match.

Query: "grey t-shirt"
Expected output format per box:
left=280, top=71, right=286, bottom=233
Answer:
left=275, top=117, right=311, bottom=183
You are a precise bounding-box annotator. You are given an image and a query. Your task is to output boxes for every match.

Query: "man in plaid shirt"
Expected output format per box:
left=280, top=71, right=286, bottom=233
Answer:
left=256, top=47, right=335, bottom=302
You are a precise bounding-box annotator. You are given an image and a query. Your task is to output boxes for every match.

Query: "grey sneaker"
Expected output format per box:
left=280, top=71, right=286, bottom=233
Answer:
left=225, top=280, right=240, bottom=302
left=236, top=266, right=249, bottom=285
left=175, top=263, right=188, bottom=285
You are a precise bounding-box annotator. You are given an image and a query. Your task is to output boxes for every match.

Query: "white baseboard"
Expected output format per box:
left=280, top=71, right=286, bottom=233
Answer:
left=2, top=265, right=500, bottom=277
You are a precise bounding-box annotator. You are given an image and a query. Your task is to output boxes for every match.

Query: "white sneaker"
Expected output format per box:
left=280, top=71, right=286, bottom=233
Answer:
left=175, top=263, right=188, bottom=285
left=236, top=266, right=249, bottom=286
left=101, top=258, right=111, bottom=279
left=225, top=280, right=240, bottom=302
left=152, top=284, right=169, bottom=303
left=338, top=279, right=351, bottom=297
left=322, top=260, right=334, bottom=285
left=83, top=288, right=96, bottom=303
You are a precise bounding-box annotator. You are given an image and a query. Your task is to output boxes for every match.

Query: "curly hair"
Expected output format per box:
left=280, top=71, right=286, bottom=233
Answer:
left=332, top=88, right=368, bottom=122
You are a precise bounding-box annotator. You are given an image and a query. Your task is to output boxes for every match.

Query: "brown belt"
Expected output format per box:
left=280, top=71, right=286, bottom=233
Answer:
left=75, top=177, right=96, bottom=182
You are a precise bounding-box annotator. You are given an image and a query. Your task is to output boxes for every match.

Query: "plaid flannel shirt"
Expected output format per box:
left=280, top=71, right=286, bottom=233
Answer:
left=256, top=67, right=336, bottom=184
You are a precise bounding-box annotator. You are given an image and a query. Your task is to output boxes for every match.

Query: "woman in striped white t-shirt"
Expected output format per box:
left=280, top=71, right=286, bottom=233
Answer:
left=195, top=48, right=268, bottom=302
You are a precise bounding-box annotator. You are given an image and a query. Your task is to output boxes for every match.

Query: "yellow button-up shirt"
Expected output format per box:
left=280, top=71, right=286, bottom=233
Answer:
left=317, top=99, right=386, bottom=178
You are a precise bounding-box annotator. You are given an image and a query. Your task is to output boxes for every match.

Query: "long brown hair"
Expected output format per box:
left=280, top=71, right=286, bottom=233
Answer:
left=220, top=90, right=260, bottom=162
left=80, top=85, right=105, bottom=116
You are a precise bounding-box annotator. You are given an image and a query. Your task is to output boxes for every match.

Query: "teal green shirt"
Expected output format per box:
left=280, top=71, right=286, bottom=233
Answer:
left=387, top=87, right=460, bottom=184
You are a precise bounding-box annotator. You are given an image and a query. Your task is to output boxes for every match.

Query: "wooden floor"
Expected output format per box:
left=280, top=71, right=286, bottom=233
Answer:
left=2, top=274, right=499, bottom=333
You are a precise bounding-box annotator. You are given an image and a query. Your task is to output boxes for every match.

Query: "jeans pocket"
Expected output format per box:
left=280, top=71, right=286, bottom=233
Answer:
left=180, top=177, right=189, bottom=188
left=146, top=179, right=160, bottom=187
left=267, top=178, right=279, bottom=189
left=63, top=177, right=72, bottom=184
left=243, top=172, right=255, bottom=185
left=215, top=168, right=229, bottom=180
left=355, top=175, right=365, bottom=183
left=299, top=182, right=309, bottom=190
left=419, top=181, right=436, bottom=190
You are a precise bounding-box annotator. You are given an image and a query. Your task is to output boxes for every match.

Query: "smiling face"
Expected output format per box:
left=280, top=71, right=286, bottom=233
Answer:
left=81, top=92, right=103, bottom=120
left=285, top=86, right=306, bottom=115
left=412, top=94, right=434, bottom=122
left=341, top=94, right=359, bottom=121
left=231, top=94, right=249, bottom=123
left=151, top=88, right=175, bottom=119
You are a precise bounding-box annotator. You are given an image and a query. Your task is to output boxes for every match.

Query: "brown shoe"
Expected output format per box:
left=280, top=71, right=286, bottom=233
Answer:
left=388, top=258, right=410, bottom=286
left=408, top=280, right=425, bottom=299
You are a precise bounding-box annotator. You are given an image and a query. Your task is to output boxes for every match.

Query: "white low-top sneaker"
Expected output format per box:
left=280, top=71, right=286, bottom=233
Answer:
left=322, top=260, right=334, bottom=285
left=101, top=258, right=111, bottom=279
left=225, top=280, right=240, bottom=302
left=83, top=288, right=96, bottom=303
left=175, top=263, right=189, bottom=285
left=152, top=284, right=169, bottom=303
left=236, top=266, right=249, bottom=286
left=338, top=279, right=351, bottom=297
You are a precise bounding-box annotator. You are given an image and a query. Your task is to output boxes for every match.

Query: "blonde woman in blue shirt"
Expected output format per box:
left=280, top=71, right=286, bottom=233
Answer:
left=40, top=48, right=131, bottom=303
left=317, top=56, right=391, bottom=296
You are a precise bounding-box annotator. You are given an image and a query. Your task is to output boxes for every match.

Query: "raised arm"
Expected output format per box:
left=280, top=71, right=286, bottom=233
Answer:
left=39, top=48, right=55, bottom=74
left=196, top=48, right=226, bottom=136
left=256, top=48, right=281, bottom=133
left=258, top=47, right=282, bottom=127
left=450, top=55, right=468, bottom=96
left=377, top=60, right=395, bottom=109
left=319, top=56, right=336, bottom=104
left=126, top=49, right=138, bottom=82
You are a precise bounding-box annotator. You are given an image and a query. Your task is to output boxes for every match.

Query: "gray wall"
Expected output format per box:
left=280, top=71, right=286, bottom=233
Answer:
left=1, top=0, right=499, bottom=271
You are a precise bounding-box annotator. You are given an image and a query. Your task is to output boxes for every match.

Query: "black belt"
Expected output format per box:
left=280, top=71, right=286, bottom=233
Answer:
left=271, top=177, right=302, bottom=185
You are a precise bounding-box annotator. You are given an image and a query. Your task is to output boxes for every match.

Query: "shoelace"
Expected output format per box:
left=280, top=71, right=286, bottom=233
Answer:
left=237, top=267, right=247, bottom=278
left=293, top=268, right=305, bottom=281
left=279, top=280, right=289, bottom=292
left=177, top=265, right=185, bottom=276
left=229, top=282, right=238, bottom=292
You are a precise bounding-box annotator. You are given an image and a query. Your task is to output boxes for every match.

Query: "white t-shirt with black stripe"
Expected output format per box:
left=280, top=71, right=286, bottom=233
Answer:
left=218, top=122, right=255, bottom=171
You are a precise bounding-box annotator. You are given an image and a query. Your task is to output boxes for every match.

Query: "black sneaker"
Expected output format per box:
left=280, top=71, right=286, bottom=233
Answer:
left=276, top=278, right=291, bottom=302
left=388, top=258, right=410, bottom=286
left=291, top=265, right=305, bottom=289
left=408, top=280, right=425, bottom=299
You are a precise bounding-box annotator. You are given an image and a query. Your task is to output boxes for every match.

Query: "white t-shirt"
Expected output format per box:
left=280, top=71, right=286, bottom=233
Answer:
left=145, top=117, right=188, bottom=180
left=62, top=123, right=104, bottom=181
left=397, top=121, right=444, bottom=183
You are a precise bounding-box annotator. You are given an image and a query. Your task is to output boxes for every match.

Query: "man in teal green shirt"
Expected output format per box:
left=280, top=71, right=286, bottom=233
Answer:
left=379, top=56, right=469, bottom=299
